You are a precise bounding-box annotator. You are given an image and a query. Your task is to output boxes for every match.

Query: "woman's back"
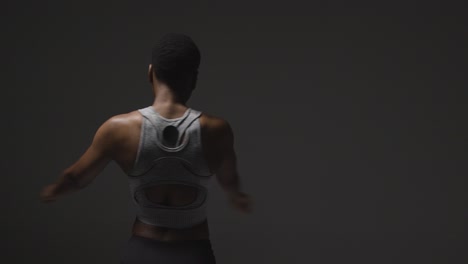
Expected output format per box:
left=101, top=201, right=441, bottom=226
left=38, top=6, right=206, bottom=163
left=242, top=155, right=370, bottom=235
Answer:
left=110, top=104, right=237, bottom=241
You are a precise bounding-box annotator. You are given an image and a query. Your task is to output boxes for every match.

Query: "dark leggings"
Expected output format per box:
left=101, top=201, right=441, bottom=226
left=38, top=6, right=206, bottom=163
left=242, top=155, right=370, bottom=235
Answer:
left=119, top=234, right=216, bottom=264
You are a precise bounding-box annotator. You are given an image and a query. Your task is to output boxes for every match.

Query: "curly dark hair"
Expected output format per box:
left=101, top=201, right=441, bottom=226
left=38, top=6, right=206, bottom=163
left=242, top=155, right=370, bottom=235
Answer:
left=151, top=33, right=201, bottom=103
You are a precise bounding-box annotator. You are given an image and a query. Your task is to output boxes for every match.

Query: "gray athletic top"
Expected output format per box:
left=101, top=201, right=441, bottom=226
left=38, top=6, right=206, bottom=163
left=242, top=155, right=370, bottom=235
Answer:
left=126, top=106, right=214, bottom=229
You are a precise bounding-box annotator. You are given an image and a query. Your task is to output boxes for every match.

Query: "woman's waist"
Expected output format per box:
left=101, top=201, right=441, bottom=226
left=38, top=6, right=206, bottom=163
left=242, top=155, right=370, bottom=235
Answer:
left=131, top=217, right=210, bottom=241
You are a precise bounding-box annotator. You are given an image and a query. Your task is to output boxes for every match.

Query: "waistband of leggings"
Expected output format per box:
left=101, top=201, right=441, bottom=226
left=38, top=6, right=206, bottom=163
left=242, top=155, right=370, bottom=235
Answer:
left=129, top=234, right=212, bottom=246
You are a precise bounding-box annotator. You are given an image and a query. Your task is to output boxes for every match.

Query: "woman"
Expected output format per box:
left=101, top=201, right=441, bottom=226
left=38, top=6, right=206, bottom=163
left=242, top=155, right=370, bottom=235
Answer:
left=39, top=33, right=253, bottom=264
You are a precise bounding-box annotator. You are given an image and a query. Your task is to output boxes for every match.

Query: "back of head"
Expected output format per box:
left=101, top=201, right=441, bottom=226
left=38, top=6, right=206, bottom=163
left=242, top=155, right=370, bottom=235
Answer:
left=152, top=33, right=201, bottom=103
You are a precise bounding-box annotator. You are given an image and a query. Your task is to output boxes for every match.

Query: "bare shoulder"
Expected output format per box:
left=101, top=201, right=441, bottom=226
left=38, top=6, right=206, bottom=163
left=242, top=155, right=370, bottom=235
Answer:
left=199, top=112, right=232, bottom=135
left=99, top=110, right=143, bottom=139
left=109, top=110, right=142, bottom=123
left=199, top=112, right=234, bottom=149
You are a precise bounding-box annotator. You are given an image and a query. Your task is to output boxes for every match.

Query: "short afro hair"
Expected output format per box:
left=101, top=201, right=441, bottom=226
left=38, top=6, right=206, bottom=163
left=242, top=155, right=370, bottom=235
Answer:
left=151, top=33, right=201, bottom=102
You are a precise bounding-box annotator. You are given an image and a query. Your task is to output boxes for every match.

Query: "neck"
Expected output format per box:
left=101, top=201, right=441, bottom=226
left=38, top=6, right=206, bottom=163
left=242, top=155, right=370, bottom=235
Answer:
left=152, top=84, right=185, bottom=106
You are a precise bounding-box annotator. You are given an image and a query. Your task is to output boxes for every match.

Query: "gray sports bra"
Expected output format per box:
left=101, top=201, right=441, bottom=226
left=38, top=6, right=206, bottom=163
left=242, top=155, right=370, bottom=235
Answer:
left=125, top=106, right=214, bottom=229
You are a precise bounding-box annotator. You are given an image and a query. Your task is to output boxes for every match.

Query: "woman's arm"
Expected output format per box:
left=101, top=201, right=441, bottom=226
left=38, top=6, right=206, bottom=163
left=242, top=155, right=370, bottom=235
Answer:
left=214, top=119, right=253, bottom=214
left=39, top=116, right=121, bottom=203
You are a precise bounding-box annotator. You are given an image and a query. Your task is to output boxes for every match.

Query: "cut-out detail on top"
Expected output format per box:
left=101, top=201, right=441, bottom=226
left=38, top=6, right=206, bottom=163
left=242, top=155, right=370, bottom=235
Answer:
left=162, top=125, right=179, bottom=147
left=140, top=107, right=199, bottom=152
left=143, top=183, right=200, bottom=207
left=134, top=180, right=208, bottom=210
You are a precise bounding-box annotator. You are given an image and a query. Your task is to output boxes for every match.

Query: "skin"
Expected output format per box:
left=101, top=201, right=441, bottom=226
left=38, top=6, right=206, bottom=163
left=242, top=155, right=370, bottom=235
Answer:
left=39, top=64, right=253, bottom=241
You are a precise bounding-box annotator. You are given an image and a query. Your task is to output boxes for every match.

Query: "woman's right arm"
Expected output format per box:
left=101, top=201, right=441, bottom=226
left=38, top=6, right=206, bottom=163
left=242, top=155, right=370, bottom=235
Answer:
left=214, top=119, right=252, bottom=214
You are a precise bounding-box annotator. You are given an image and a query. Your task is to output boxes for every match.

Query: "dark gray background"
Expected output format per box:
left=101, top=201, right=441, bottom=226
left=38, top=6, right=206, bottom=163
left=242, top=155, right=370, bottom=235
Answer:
left=3, top=1, right=467, bottom=263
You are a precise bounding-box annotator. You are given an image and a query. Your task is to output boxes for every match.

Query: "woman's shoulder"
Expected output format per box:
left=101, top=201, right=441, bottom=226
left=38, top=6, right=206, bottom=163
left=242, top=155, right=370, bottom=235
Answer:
left=198, top=112, right=232, bottom=135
